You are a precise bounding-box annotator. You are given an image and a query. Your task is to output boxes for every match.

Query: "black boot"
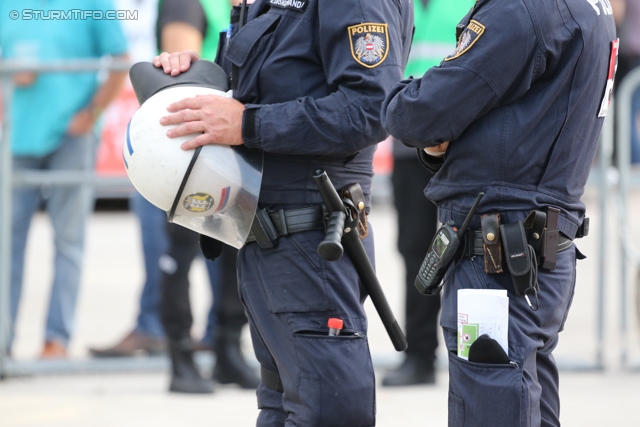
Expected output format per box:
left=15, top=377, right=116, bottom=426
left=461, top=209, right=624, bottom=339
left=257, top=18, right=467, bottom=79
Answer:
left=168, top=337, right=215, bottom=394
left=212, top=328, right=260, bottom=389
left=381, top=354, right=436, bottom=387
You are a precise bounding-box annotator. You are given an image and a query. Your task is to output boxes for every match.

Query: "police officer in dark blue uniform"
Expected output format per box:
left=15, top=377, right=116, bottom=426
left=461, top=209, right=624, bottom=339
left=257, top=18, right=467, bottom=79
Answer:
left=154, top=0, right=414, bottom=425
left=382, top=0, right=617, bottom=425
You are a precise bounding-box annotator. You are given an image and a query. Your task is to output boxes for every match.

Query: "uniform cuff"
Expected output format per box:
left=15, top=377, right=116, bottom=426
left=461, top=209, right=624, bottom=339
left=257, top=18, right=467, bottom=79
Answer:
left=242, top=105, right=261, bottom=149
left=416, top=148, right=445, bottom=174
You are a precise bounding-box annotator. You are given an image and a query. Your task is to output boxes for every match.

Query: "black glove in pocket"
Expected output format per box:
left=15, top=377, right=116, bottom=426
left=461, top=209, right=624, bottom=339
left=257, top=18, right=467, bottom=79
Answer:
left=468, top=334, right=510, bottom=364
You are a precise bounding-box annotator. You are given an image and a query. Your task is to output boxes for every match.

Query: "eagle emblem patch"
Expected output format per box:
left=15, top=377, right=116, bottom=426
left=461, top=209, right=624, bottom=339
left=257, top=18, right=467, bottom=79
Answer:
left=445, top=20, right=485, bottom=61
left=348, top=23, right=389, bottom=68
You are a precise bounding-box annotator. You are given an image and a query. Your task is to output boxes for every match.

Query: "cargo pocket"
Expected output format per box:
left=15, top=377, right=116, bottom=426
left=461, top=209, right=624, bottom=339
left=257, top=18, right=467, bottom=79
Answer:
left=292, top=329, right=375, bottom=427
left=448, top=351, right=524, bottom=427
left=260, top=230, right=334, bottom=314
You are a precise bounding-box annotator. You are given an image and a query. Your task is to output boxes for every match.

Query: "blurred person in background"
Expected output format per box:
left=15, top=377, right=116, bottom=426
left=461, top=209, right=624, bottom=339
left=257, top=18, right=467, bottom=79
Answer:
left=0, top=0, right=129, bottom=358
left=88, top=0, right=168, bottom=359
left=90, top=0, right=259, bottom=394
left=611, top=0, right=640, bottom=164
left=155, top=0, right=259, bottom=394
left=382, top=0, right=476, bottom=387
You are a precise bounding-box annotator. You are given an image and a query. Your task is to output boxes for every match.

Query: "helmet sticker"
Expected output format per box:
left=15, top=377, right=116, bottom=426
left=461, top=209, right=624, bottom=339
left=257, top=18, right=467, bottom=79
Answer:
left=183, top=193, right=215, bottom=213
left=216, top=186, right=231, bottom=212
left=445, top=20, right=485, bottom=62
left=348, top=23, right=389, bottom=68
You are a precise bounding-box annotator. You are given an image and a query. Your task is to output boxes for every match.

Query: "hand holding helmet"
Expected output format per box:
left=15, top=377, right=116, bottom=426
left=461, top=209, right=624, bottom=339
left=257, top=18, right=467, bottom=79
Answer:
left=123, top=60, right=263, bottom=248
left=152, top=49, right=200, bottom=76
left=160, top=93, right=245, bottom=149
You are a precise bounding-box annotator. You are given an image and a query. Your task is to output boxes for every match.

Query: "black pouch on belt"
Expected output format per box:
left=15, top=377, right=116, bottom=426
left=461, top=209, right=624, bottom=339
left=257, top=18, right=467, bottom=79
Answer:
left=500, top=221, right=534, bottom=296
left=481, top=213, right=503, bottom=274
left=340, top=183, right=369, bottom=239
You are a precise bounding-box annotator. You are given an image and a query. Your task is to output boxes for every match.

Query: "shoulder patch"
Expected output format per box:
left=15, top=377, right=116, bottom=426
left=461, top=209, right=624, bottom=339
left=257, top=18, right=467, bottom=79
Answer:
left=445, top=20, right=485, bottom=62
left=348, top=23, right=389, bottom=68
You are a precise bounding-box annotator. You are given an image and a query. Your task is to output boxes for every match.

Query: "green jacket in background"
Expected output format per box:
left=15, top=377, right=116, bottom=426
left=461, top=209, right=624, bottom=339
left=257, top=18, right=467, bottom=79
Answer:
left=199, top=0, right=231, bottom=61
left=394, top=0, right=476, bottom=157
left=405, top=0, right=476, bottom=78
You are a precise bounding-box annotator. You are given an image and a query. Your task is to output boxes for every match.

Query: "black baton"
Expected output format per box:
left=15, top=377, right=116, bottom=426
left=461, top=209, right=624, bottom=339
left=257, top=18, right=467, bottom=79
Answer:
left=313, top=169, right=408, bottom=352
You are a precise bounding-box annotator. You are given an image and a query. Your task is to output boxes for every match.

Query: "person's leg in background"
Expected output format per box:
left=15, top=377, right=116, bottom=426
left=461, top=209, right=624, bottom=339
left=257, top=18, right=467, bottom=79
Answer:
left=211, top=244, right=260, bottom=389
left=8, top=157, right=45, bottom=356
left=42, top=132, right=98, bottom=358
left=89, top=191, right=168, bottom=357
left=130, top=193, right=169, bottom=349
left=200, top=260, right=220, bottom=351
left=160, top=223, right=213, bottom=394
left=383, top=155, right=440, bottom=386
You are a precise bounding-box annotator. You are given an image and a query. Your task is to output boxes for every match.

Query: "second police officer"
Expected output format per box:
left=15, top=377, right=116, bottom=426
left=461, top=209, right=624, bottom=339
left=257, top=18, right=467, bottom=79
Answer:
left=154, top=0, right=414, bottom=425
left=382, top=0, right=617, bottom=426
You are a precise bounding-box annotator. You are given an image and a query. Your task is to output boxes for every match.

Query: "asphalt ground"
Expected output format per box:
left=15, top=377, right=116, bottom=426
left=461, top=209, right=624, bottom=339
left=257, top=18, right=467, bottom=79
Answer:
left=2, top=184, right=640, bottom=426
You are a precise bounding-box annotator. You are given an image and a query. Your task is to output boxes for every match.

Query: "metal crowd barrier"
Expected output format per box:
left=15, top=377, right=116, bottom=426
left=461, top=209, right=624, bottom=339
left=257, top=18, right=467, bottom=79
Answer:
left=614, top=66, right=640, bottom=370
left=591, top=101, right=614, bottom=371
left=0, top=59, right=132, bottom=379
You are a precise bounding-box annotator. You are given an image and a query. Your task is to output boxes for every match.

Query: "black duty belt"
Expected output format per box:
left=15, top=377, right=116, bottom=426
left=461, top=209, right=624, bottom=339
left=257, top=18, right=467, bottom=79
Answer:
left=463, top=229, right=573, bottom=258
left=245, top=205, right=325, bottom=248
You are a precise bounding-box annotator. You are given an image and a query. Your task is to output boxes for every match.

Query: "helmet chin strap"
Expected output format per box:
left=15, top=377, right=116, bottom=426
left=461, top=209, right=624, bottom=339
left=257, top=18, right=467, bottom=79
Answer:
left=167, top=146, right=203, bottom=222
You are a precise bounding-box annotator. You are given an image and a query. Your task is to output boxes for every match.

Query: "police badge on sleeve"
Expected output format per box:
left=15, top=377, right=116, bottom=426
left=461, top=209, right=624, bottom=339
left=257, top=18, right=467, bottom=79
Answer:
left=445, top=20, right=485, bottom=61
left=348, top=23, right=389, bottom=68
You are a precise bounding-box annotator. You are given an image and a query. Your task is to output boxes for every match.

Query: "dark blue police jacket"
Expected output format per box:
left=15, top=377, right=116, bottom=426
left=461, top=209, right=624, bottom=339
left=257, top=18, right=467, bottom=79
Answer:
left=382, top=0, right=617, bottom=239
left=222, top=0, right=413, bottom=208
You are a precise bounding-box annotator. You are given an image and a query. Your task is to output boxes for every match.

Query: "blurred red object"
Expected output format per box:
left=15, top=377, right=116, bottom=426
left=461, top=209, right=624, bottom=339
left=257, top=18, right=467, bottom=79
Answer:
left=96, top=78, right=139, bottom=177
left=373, top=135, right=394, bottom=176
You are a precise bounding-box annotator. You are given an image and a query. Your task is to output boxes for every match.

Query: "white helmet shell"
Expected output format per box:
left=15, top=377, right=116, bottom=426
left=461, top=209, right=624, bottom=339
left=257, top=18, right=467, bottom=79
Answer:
left=123, top=85, right=262, bottom=248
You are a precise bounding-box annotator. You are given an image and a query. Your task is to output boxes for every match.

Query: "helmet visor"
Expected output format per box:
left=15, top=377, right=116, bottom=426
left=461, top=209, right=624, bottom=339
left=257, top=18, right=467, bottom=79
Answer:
left=170, top=144, right=262, bottom=248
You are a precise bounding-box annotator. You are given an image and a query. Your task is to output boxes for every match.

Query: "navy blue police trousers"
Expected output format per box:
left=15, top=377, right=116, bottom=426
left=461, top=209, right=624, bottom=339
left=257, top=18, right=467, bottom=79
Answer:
left=238, top=227, right=377, bottom=427
left=441, top=242, right=579, bottom=427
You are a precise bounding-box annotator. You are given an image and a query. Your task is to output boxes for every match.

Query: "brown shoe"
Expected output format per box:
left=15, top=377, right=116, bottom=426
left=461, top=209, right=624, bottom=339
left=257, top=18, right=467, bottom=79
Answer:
left=39, top=340, right=67, bottom=359
left=89, top=331, right=167, bottom=358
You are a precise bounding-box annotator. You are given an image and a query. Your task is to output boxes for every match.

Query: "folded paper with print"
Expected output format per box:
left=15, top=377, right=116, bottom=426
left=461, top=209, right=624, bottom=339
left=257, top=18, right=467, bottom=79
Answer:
left=457, top=289, right=509, bottom=360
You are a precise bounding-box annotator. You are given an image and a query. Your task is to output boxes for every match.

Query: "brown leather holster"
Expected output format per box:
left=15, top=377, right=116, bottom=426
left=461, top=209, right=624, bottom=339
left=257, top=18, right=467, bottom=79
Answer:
left=340, top=183, right=369, bottom=239
left=481, top=213, right=504, bottom=274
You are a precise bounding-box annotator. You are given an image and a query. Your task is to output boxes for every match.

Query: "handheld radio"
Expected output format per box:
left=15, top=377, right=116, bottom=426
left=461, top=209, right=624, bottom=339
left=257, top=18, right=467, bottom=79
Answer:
left=414, top=192, right=484, bottom=295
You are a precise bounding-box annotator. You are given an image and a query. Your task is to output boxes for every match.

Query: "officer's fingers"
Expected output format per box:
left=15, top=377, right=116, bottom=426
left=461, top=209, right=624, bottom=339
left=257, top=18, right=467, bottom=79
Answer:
left=438, top=141, right=450, bottom=151
left=154, top=52, right=173, bottom=74
left=180, top=133, right=217, bottom=151
left=424, top=141, right=450, bottom=157
left=166, top=120, right=207, bottom=139
left=159, top=109, right=200, bottom=126
left=166, top=96, right=208, bottom=113
left=168, top=53, right=183, bottom=76
left=432, top=141, right=450, bottom=152
left=178, top=50, right=200, bottom=72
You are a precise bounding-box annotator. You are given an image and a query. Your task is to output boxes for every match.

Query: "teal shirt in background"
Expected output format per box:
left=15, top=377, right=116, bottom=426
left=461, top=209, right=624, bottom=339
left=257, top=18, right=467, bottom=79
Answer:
left=0, top=0, right=128, bottom=156
left=405, top=0, right=476, bottom=78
